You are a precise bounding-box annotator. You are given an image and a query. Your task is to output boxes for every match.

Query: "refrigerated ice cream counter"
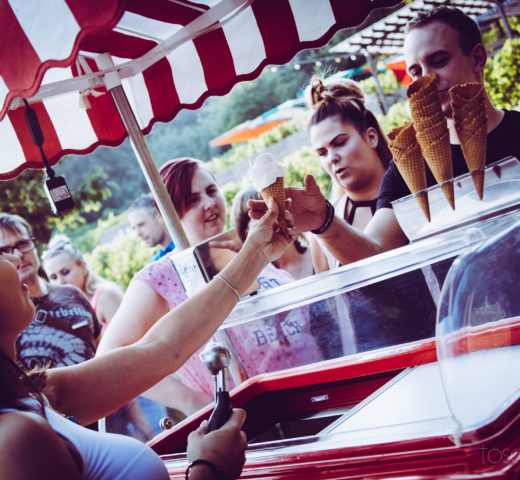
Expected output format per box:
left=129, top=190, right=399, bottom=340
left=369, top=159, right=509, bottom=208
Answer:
left=150, top=157, right=520, bottom=479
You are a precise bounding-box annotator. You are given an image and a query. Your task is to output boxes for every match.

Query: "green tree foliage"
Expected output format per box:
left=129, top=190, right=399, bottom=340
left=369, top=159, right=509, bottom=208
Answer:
left=85, top=227, right=153, bottom=290
left=284, top=147, right=332, bottom=196
left=0, top=168, right=112, bottom=245
left=376, top=100, right=412, bottom=133
left=484, top=37, right=520, bottom=110
left=359, top=69, right=401, bottom=95
left=55, top=142, right=150, bottom=218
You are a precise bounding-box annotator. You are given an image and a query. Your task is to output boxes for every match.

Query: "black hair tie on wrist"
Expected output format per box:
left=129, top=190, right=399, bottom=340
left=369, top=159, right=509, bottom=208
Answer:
left=185, top=459, right=223, bottom=480
left=311, top=200, right=335, bottom=235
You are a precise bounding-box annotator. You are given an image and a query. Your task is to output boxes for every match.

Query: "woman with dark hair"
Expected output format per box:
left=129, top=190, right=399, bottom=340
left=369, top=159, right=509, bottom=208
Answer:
left=97, top=158, right=321, bottom=417
left=305, top=75, right=391, bottom=272
left=0, top=202, right=290, bottom=479
left=304, top=76, right=436, bottom=354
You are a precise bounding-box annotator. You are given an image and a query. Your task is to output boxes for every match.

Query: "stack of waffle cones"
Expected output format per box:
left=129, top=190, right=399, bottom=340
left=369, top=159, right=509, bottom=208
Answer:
left=388, top=122, right=431, bottom=222
left=449, top=82, right=487, bottom=199
left=261, top=177, right=290, bottom=239
left=407, top=73, right=455, bottom=210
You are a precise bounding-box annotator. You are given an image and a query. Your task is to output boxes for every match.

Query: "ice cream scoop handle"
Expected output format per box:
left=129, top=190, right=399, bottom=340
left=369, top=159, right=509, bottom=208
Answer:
left=206, top=391, right=233, bottom=432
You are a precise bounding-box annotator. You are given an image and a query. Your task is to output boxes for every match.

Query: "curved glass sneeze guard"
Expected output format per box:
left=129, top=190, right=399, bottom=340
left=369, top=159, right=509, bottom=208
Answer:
left=436, top=221, right=520, bottom=443
left=392, top=156, right=520, bottom=243
left=167, top=158, right=520, bottom=394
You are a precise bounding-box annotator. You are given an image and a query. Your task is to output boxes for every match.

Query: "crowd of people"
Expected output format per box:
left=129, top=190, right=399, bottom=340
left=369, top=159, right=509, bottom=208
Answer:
left=1, top=6, right=519, bottom=480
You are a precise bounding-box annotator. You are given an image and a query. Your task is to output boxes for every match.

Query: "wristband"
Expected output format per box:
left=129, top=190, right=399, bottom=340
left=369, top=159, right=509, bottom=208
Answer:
left=185, top=459, right=223, bottom=480
left=310, top=200, right=335, bottom=235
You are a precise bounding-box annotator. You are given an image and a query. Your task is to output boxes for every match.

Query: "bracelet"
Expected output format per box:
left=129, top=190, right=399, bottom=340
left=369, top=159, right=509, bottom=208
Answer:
left=311, top=200, right=335, bottom=235
left=185, top=459, right=223, bottom=480
left=215, top=273, right=241, bottom=301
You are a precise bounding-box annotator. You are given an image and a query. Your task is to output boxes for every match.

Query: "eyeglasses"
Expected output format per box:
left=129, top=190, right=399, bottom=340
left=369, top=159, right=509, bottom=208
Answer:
left=0, top=237, right=36, bottom=256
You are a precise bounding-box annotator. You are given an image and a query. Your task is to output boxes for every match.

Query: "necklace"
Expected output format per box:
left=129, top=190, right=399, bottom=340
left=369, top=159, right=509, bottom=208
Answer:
left=345, top=198, right=378, bottom=225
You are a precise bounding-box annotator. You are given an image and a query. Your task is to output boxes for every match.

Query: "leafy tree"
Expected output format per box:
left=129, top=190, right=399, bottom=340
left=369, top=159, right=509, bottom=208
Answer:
left=0, top=168, right=112, bottom=245
left=376, top=100, right=411, bottom=133
left=484, top=37, right=520, bottom=110
left=85, top=227, right=153, bottom=290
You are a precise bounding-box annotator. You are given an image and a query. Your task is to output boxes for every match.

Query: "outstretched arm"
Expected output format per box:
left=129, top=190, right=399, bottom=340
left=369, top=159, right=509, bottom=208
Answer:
left=249, top=174, right=408, bottom=265
left=45, top=200, right=293, bottom=425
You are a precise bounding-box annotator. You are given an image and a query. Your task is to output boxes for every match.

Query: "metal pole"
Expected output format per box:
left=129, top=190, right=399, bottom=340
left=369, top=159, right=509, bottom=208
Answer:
left=96, top=54, right=247, bottom=385
left=492, top=0, right=514, bottom=39
left=365, top=50, right=389, bottom=114
left=96, top=53, right=190, bottom=251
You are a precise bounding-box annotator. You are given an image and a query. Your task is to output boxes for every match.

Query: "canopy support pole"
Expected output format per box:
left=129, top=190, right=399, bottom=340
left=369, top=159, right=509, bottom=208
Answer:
left=96, top=54, right=190, bottom=251
left=109, top=86, right=190, bottom=251
left=491, top=0, right=514, bottom=39
left=365, top=50, right=388, bottom=115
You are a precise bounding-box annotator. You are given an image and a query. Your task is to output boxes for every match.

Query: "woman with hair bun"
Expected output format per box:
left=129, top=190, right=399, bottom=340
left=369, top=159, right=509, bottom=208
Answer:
left=302, top=75, right=436, bottom=354
left=305, top=75, right=391, bottom=272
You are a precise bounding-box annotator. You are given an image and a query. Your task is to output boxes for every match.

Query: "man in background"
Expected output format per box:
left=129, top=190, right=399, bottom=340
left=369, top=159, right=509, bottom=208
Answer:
left=128, top=194, right=174, bottom=261
left=0, top=213, right=101, bottom=369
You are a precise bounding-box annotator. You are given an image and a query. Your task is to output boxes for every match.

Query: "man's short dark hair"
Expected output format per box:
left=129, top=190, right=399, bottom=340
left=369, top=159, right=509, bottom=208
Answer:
left=406, top=6, right=482, bottom=55
left=128, top=194, right=157, bottom=216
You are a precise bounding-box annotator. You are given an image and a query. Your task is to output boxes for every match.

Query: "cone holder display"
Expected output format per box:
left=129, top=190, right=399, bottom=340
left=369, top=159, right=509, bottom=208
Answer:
left=392, top=157, right=520, bottom=243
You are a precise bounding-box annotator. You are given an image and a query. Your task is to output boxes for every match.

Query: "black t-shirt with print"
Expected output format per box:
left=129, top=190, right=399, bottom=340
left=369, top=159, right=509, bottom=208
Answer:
left=16, top=284, right=101, bottom=370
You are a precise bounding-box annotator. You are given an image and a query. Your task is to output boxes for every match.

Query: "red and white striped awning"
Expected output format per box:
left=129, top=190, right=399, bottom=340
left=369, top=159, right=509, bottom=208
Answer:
left=0, top=0, right=400, bottom=180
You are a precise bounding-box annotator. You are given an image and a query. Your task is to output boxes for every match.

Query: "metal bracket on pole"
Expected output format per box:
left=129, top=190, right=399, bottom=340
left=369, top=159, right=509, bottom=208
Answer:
left=491, top=0, right=514, bottom=40
left=95, top=54, right=190, bottom=251
left=364, top=50, right=389, bottom=115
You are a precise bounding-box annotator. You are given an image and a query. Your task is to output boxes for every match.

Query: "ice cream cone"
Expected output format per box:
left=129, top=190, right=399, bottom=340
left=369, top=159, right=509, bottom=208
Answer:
left=261, top=177, right=290, bottom=238
left=450, top=82, right=487, bottom=199
left=388, top=122, right=431, bottom=222
left=248, top=152, right=290, bottom=238
left=407, top=73, right=455, bottom=209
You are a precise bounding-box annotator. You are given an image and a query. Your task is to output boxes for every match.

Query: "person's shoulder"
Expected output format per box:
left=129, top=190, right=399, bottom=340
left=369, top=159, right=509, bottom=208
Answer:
left=96, top=283, right=124, bottom=308
left=99, top=281, right=124, bottom=298
left=0, top=410, right=56, bottom=455
left=376, top=160, right=408, bottom=210
left=503, top=109, right=520, bottom=123
left=0, top=411, right=82, bottom=479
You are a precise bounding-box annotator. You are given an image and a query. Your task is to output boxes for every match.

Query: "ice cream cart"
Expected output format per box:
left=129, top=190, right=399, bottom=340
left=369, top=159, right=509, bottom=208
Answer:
left=1, top=1, right=519, bottom=478
left=150, top=157, right=520, bottom=479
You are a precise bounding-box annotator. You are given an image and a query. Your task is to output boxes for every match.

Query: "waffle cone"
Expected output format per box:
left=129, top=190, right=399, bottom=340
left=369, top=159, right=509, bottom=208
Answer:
left=416, top=131, right=455, bottom=209
left=407, top=74, right=454, bottom=209
left=261, top=177, right=290, bottom=238
left=388, top=122, right=431, bottom=222
left=450, top=82, right=487, bottom=199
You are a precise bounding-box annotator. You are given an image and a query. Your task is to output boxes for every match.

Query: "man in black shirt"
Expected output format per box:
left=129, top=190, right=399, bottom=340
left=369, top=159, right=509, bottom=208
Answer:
left=251, top=7, right=520, bottom=265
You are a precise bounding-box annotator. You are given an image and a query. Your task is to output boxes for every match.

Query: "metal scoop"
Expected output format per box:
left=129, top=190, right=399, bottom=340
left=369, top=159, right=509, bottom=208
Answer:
left=201, top=343, right=233, bottom=432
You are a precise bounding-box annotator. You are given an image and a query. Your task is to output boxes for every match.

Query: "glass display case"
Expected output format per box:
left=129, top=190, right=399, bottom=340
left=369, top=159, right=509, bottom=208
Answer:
left=153, top=158, right=520, bottom=478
